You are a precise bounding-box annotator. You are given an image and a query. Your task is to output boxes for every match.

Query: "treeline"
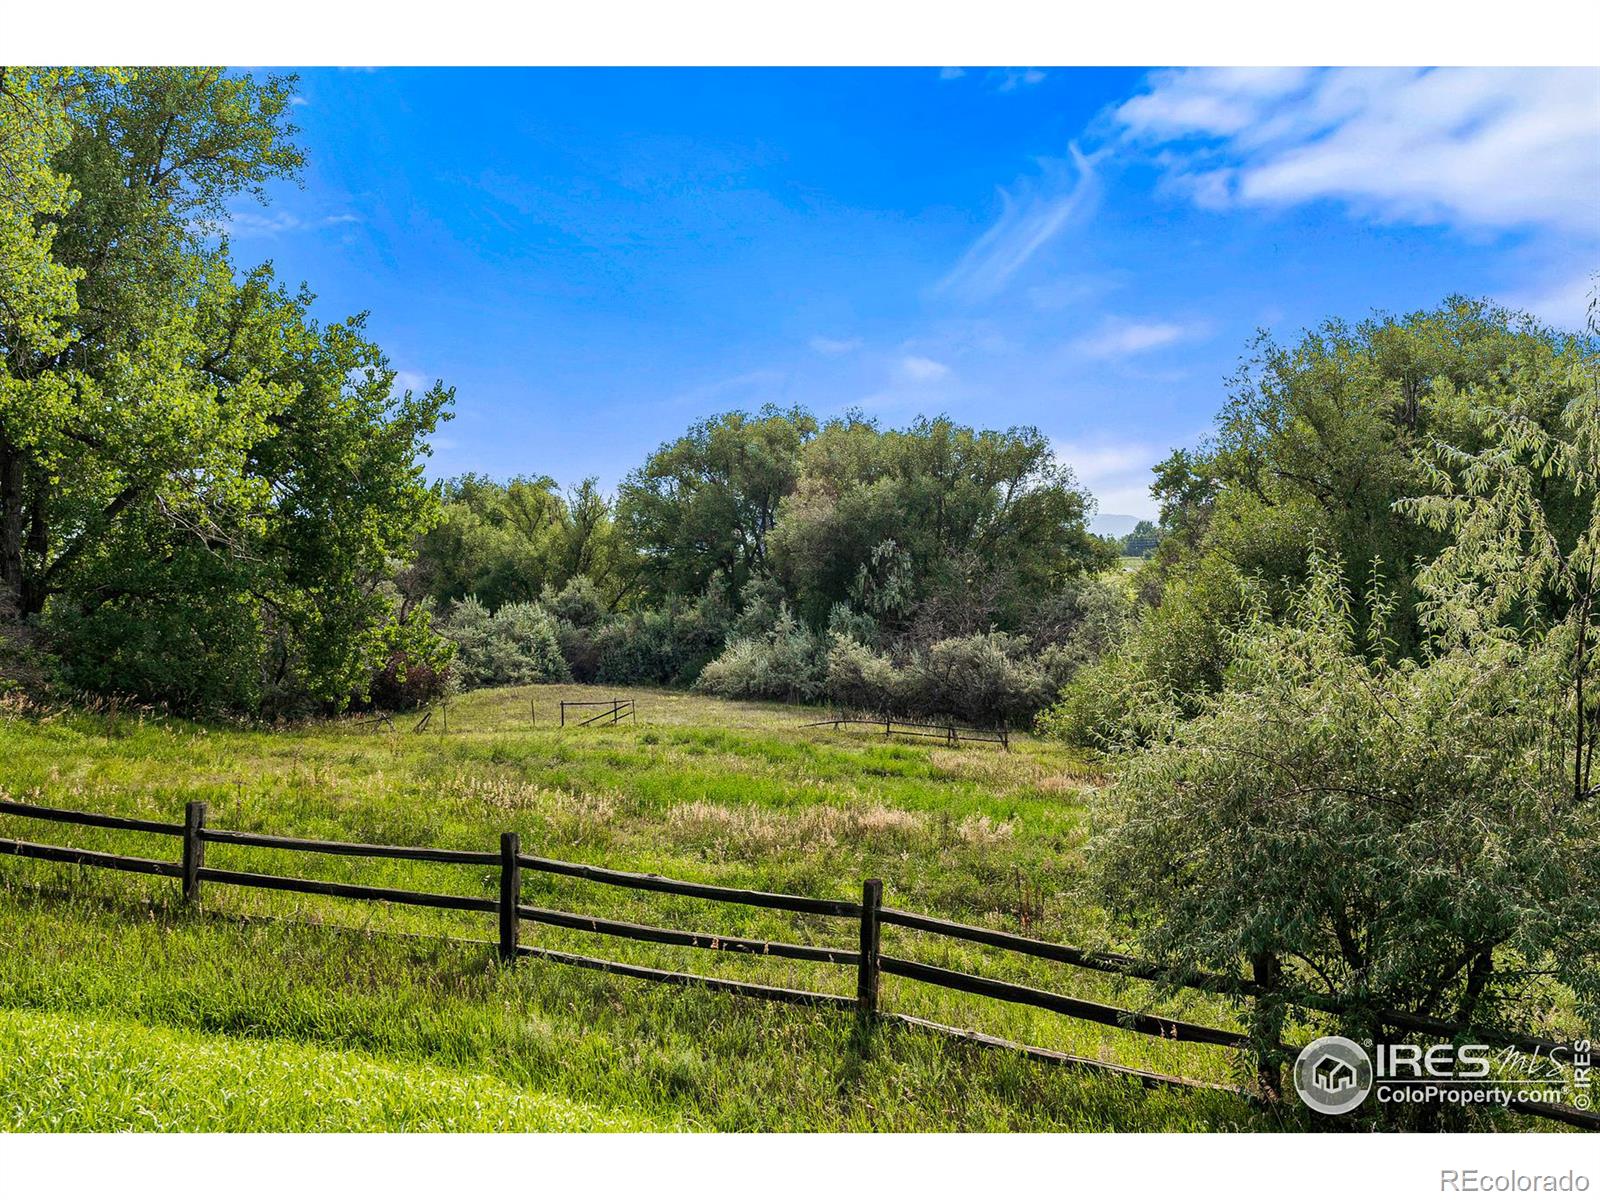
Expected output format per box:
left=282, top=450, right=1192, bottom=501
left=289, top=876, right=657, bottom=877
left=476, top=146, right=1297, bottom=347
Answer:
left=1056, top=295, right=1600, bottom=1086
left=0, top=67, right=1121, bottom=723
left=394, top=410, right=1124, bottom=726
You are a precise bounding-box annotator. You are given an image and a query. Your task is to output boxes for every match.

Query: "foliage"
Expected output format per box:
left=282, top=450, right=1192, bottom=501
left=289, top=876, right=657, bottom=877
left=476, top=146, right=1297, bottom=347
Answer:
left=593, top=590, right=732, bottom=688
left=1118, top=519, right=1163, bottom=558
left=900, top=633, right=1053, bottom=728
left=771, top=413, right=1112, bottom=630
left=410, top=476, right=633, bottom=613
left=0, top=67, right=450, bottom=715
left=1050, top=300, right=1591, bottom=745
left=618, top=406, right=816, bottom=603
left=364, top=602, right=455, bottom=711
left=437, top=597, right=569, bottom=689
left=1091, top=550, right=1600, bottom=1057
left=695, top=604, right=825, bottom=702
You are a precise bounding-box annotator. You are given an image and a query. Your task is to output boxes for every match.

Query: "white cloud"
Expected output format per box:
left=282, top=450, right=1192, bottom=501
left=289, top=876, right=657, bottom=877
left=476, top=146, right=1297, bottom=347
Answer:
left=392, top=370, right=429, bottom=396
left=937, top=143, right=1101, bottom=301
left=939, top=67, right=965, bottom=81
left=218, top=209, right=361, bottom=237
left=899, top=355, right=951, bottom=383
left=1114, top=67, right=1600, bottom=236
left=1502, top=270, right=1599, bottom=331
left=1053, top=438, right=1164, bottom=520
left=1027, top=272, right=1122, bottom=312
left=1071, top=317, right=1209, bottom=360
left=809, top=336, right=863, bottom=356
left=995, top=68, right=1047, bottom=92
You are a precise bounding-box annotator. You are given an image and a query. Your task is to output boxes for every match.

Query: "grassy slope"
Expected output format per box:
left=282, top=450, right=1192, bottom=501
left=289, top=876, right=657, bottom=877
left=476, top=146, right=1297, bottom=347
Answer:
left=0, top=684, right=1438, bottom=1130
left=0, top=1006, right=670, bottom=1132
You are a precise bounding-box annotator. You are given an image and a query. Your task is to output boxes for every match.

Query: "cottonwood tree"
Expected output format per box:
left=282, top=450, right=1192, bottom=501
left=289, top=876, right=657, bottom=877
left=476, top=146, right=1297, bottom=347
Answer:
left=618, top=406, right=817, bottom=603
left=770, top=413, right=1110, bottom=629
left=0, top=68, right=451, bottom=712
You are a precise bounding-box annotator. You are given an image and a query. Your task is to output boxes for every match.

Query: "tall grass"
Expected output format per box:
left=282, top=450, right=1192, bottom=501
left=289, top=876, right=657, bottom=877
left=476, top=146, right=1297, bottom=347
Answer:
left=0, top=685, right=1539, bottom=1131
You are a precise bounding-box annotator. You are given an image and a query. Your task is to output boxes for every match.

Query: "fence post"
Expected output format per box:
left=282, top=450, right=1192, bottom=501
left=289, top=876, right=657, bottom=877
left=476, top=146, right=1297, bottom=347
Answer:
left=499, top=831, right=521, bottom=964
left=857, top=878, right=883, bottom=1016
left=1249, top=951, right=1284, bottom=1100
left=182, top=801, right=207, bottom=906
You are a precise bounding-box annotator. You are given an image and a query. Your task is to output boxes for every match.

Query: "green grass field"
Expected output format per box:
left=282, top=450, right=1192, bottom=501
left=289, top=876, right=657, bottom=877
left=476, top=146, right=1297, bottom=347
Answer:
left=0, top=684, right=1535, bottom=1131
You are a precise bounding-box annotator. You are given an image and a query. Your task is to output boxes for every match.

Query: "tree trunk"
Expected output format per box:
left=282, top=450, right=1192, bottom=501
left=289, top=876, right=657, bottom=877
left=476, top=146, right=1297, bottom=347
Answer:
left=0, top=438, right=24, bottom=609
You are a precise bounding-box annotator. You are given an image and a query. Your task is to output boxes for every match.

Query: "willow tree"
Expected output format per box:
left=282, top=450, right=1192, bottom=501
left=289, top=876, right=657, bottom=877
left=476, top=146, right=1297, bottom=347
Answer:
left=1090, top=316, right=1600, bottom=1112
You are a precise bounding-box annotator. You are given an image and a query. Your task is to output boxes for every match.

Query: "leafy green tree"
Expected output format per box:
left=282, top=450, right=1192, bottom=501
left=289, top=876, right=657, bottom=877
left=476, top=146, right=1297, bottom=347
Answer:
left=1118, top=520, right=1162, bottom=557
left=410, top=474, right=635, bottom=612
left=771, top=414, right=1110, bottom=630
left=1092, top=319, right=1600, bottom=1117
left=1052, top=299, right=1593, bottom=744
left=1, top=68, right=451, bottom=712
left=618, top=406, right=817, bottom=602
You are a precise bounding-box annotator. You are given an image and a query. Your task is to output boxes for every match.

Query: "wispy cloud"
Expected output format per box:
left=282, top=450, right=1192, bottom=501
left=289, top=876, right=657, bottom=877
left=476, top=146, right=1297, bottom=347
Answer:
left=994, top=68, right=1047, bottom=93
left=392, top=370, right=430, bottom=397
left=899, top=355, right=951, bottom=383
left=666, top=368, right=789, bottom=412
left=1502, top=270, right=1599, bottom=331
left=937, top=143, right=1101, bottom=302
left=1053, top=437, right=1166, bottom=520
left=1027, top=273, right=1121, bottom=312
left=218, top=209, right=361, bottom=238
left=939, top=67, right=965, bottom=81
left=1115, top=67, right=1600, bottom=236
left=1070, top=317, right=1209, bottom=361
left=809, top=336, right=863, bottom=356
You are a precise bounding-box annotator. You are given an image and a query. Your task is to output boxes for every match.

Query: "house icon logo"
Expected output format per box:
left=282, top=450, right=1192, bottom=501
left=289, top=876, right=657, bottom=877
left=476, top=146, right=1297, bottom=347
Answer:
left=1293, top=1036, right=1373, bottom=1115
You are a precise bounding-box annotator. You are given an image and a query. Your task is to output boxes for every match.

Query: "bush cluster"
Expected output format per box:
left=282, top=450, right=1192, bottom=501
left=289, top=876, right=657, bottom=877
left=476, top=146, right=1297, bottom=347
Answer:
left=436, top=597, right=569, bottom=688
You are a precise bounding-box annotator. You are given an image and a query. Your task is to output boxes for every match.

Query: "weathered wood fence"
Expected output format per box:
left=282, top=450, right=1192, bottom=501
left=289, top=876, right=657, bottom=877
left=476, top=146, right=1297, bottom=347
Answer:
left=560, top=698, right=636, bottom=728
left=0, top=795, right=1591, bottom=1130
left=803, top=714, right=1010, bottom=749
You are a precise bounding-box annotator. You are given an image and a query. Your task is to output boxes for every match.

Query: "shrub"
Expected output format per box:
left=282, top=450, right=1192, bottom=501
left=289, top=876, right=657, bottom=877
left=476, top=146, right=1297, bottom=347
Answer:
left=438, top=597, right=569, bottom=688
left=554, top=620, right=601, bottom=682
left=365, top=603, right=455, bottom=710
left=899, top=632, right=1050, bottom=728
left=823, top=633, right=900, bottom=714
left=824, top=602, right=880, bottom=649
left=1089, top=556, right=1600, bottom=1101
left=1038, top=559, right=1247, bottom=747
left=695, top=606, right=825, bottom=702
left=593, top=590, right=732, bottom=687
left=541, top=575, right=606, bottom=629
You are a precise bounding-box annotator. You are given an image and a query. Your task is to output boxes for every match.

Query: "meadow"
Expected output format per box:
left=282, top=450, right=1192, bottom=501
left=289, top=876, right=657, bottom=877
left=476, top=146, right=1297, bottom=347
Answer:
left=0, top=684, right=1531, bottom=1132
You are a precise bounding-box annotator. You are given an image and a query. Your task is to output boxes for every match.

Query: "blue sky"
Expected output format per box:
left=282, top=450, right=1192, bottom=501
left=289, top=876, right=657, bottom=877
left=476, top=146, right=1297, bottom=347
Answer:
left=231, top=67, right=1600, bottom=526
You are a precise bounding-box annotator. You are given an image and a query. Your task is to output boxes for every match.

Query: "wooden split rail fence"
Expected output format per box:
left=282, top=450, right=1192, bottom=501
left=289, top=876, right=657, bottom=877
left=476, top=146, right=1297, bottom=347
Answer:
left=560, top=698, right=636, bottom=728
left=804, top=715, right=1010, bottom=749
left=0, top=795, right=1592, bottom=1130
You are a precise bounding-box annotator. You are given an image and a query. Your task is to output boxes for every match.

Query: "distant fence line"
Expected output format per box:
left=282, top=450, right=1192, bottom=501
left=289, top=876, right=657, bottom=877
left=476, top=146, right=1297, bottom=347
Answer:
left=803, top=714, right=1010, bottom=749
left=0, top=795, right=1591, bottom=1130
left=560, top=698, right=636, bottom=728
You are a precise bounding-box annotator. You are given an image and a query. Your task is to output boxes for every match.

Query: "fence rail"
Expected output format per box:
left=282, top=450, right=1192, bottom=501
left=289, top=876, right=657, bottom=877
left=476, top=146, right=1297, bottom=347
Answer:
left=0, top=795, right=1593, bottom=1130
left=560, top=698, right=636, bottom=728
left=803, top=715, right=1010, bottom=749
